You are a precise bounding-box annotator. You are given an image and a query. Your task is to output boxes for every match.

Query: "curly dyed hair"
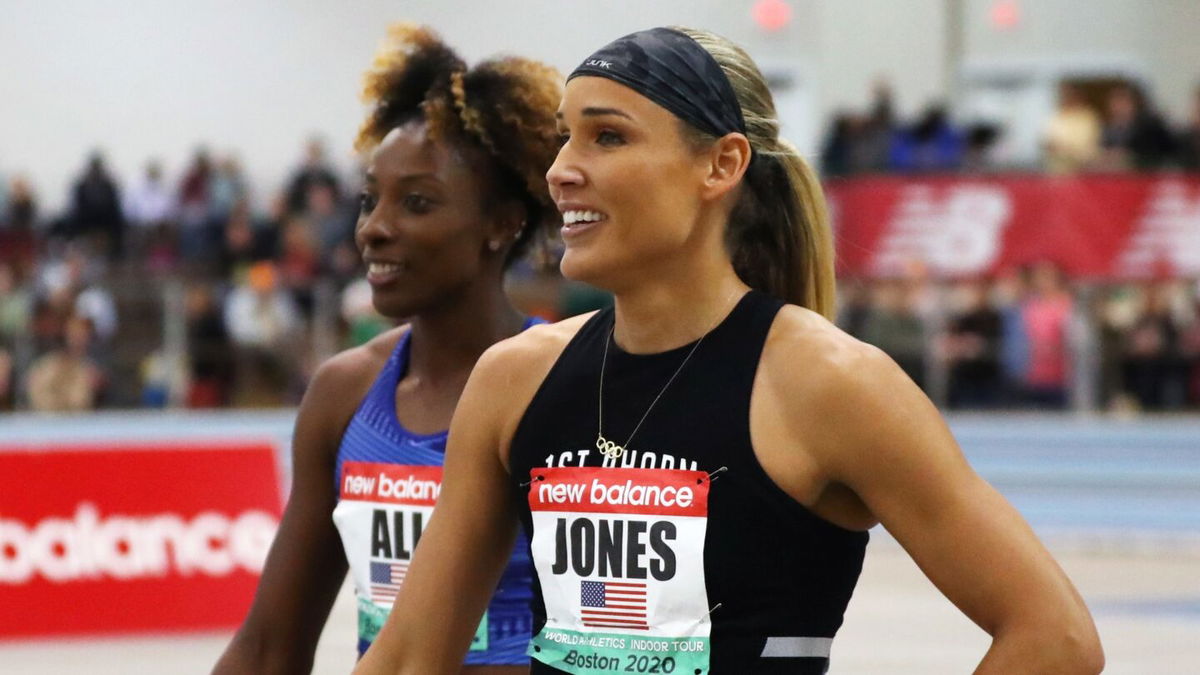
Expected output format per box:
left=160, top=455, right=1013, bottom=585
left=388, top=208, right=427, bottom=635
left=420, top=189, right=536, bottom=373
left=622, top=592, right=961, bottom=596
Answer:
left=356, top=24, right=563, bottom=264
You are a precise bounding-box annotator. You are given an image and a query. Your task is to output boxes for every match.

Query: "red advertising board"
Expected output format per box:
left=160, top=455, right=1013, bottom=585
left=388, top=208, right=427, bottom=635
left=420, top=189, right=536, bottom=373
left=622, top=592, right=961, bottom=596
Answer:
left=0, top=444, right=283, bottom=638
left=826, top=174, right=1200, bottom=279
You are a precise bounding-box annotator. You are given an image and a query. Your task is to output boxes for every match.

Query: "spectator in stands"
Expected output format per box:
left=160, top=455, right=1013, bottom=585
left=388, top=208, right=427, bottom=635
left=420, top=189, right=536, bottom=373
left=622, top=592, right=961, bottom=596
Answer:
left=306, top=182, right=351, bottom=250
left=220, top=200, right=260, bottom=279
left=68, top=152, right=124, bottom=260
left=889, top=104, right=964, bottom=172
left=339, top=278, right=389, bottom=348
left=123, top=159, right=174, bottom=227
left=224, top=261, right=302, bottom=349
left=0, top=346, right=12, bottom=411
left=185, top=285, right=233, bottom=407
left=1180, top=285, right=1200, bottom=407
left=1119, top=282, right=1188, bottom=410
left=835, top=279, right=871, bottom=339
left=0, top=263, right=31, bottom=410
left=1097, top=85, right=1175, bottom=171
left=41, top=245, right=118, bottom=345
left=5, top=175, right=37, bottom=230
left=1177, top=86, right=1200, bottom=170
left=860, top=278, right=928, bottom=389
left=285, top=136, right=340, bottom=214
left=962, top=123, right=1002, bottom=173
left=305, top=181, right=358, bottom=283
left=993, top=267, right=1031, bottom=405
left=1, top=176, right=39, bottom=281
left=821, top=112, right=859, bottom=177
left=0, top=262, right=31, bottom=345
left=858, top=79, right=897, bottom=172
left=209, top=154, right=248, bottom=225
left=1043, top=83, right=1101, bottom=174
left=223, top=262, right=303, bottom=406
left=29, top=283, right=73, bottom=358
left=249, top=192, right=287, bottom=261
left=26, top=314, right=104, bottom=412
left=277, top=216, right=320, bottom=315
left=821, top=82, right=897, bottom=177
left=1094, top=284, right=1135, bottom=411
left=177, top=147, right=217, bottom=265
left=1020, top=261, right=1073, bottom=408
left=123, top=160, right=175, bottom=261
left=944, top=278, right=1004, bottom=408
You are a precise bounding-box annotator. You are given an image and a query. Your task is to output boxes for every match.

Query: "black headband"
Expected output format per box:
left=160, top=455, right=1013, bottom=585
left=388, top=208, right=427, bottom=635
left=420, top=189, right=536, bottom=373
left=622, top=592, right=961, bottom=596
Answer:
left=568, top=27, right=746, bottom=138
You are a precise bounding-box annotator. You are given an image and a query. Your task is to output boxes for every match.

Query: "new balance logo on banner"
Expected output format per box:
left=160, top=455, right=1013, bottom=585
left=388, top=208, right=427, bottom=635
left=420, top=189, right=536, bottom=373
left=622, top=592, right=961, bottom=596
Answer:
left=1117, top=181, right=1200, bottom=277
left=0, top=445, right=284, bottom=638
left=872, top=184, right=1013, bottom=277
left=0, top=503, right=278, bottom=583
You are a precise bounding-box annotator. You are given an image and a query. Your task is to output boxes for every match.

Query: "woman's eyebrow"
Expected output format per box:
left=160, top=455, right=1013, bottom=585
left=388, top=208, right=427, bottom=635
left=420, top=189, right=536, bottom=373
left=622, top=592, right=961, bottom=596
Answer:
left=555, top=107, right=634, bottom=120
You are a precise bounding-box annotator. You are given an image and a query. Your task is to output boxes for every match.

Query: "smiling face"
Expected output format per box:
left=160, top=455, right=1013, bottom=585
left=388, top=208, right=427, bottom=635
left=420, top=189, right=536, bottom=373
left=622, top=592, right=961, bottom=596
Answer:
left=548, top=76, right=716, bottom=289
left=355, top=119, right=506, bottom=319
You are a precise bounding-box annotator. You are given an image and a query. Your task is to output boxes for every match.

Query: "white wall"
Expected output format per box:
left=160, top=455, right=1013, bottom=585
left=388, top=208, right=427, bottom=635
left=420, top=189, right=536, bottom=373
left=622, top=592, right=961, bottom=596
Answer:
left=1, top=0, right=824, bottom=212
left=1, top=0, right=1195, bottom=215
left=815, top=0, right=948, bottom=119
left=964, top=0, right=1200, bottom=117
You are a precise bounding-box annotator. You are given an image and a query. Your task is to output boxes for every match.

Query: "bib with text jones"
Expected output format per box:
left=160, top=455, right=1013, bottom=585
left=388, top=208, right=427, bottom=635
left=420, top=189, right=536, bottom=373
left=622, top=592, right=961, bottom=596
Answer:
left=332, top=462, right=486, bottom=650
left=527, top=467, right=712, bottom=674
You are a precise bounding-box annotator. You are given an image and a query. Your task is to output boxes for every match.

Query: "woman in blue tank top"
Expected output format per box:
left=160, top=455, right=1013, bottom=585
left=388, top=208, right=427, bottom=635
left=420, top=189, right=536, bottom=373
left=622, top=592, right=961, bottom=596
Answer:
left=213, top=24, right=562, bottom=674
left=354, top=26, right=1103, bottom=675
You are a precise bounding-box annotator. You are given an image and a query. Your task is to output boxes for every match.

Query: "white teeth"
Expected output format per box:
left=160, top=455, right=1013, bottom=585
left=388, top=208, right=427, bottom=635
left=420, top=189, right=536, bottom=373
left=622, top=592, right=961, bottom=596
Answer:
left=562, top=209, right=607, bottom=225
left=368, top=262, right=401, bottom=275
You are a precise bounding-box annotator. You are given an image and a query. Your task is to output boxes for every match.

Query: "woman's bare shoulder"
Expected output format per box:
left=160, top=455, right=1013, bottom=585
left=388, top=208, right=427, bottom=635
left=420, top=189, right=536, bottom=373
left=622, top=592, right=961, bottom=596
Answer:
left=761, top=305, right=909, bottom=416
left=301, top=325, right=408, bottom=426
left=473, top=312, right=597, bottom=382
left=459, top=312, right=596, bottom=437
left=315, top=325, right=405, bottom=385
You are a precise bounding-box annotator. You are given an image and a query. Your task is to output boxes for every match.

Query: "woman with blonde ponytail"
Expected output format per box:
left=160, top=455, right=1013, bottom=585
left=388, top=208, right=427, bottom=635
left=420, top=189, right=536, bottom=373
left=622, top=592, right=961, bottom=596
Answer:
left=357, top=27, right=1101, bottom=675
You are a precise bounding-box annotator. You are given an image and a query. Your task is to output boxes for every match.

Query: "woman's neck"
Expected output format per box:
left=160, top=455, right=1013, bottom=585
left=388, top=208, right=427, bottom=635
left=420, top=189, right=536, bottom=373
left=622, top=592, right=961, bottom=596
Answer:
left=406, top=279, right=524, bottom=384
left=610, top=254, right=749, bottom=354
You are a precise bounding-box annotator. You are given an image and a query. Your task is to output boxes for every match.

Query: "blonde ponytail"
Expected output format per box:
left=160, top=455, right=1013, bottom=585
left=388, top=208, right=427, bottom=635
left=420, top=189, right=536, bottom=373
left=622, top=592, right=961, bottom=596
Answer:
left=777, top=140, right=835, bottom=318
left=674, top=27, right=836, bottom=319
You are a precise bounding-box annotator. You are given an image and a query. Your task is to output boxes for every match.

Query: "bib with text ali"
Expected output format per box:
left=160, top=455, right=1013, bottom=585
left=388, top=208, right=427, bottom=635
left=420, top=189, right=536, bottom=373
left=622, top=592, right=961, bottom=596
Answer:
left=332, top=462, right=488, bottom=650
left=527, top=467, right=711, bottom=674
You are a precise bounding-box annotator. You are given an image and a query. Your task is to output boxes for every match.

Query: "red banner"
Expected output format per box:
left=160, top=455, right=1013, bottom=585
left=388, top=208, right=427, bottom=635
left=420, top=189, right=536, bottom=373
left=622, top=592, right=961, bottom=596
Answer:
left=825, top=174, right=1200, bottom=279
left=0, top=444, right=283, bottom=638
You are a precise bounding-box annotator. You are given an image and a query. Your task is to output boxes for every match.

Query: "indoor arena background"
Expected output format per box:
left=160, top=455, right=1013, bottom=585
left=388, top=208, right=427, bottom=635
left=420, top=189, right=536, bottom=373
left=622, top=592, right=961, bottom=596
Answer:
left=2, top=1, right=1198, bottom=673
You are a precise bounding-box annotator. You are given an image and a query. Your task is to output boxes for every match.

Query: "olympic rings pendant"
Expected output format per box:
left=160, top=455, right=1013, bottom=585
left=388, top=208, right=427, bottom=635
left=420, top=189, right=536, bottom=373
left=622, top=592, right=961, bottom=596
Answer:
left=595, top=433, right=626, bottom=459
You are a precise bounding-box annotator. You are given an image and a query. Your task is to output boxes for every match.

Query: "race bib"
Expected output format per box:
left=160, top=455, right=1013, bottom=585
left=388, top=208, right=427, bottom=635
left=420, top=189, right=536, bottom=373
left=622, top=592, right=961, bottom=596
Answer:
left=333, top=462, right=487, bottom=651
left=527, top=467, right=712, bottom=674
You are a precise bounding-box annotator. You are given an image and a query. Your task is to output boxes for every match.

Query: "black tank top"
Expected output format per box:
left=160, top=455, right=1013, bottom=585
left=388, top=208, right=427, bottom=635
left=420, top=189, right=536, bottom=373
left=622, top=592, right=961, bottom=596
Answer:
left=509, top=290, right=868, bottom=674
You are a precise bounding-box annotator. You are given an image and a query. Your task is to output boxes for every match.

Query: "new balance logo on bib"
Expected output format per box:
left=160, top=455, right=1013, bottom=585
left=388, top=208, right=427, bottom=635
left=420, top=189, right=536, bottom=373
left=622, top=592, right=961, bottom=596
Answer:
left=333, top=462, right=490, bottom=651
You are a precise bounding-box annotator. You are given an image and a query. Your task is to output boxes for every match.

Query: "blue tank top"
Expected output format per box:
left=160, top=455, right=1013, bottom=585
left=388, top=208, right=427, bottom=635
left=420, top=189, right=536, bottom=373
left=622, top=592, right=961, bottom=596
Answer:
left=332, top=318, right=542, bottom=664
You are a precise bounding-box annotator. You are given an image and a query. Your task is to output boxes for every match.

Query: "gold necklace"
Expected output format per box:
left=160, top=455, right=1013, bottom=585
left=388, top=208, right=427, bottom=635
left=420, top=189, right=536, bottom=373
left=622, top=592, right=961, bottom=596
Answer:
left=595, top=292, right=740, bottom=460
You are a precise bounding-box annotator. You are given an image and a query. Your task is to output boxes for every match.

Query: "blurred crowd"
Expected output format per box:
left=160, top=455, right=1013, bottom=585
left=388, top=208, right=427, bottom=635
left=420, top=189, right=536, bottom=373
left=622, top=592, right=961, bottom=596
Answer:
left=3, top=106, right=1200, bottom=414
left=839, top=263, right=1200, bottom=413
left=0, top=138, right=372, bottom=411
left=821, top=81, right=1200, bottom=175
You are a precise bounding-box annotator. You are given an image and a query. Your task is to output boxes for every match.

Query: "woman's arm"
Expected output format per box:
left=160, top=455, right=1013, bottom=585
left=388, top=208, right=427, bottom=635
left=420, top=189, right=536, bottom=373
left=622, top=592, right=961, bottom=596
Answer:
left=212, top=354, right=369, bottom=674
left=770, top=315, right=1103, bottom=674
